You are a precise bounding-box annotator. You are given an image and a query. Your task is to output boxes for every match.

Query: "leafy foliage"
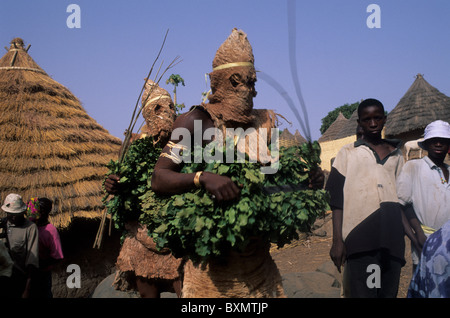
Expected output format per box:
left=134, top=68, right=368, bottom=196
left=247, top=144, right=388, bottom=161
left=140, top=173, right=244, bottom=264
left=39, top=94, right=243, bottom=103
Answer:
left=103, top=137, right=162, bottom=234
left=142, top=140, right=329, bottom=264
left=166, top=74, right=185, bottom=114
left=104, top=137, right=330, bottom=264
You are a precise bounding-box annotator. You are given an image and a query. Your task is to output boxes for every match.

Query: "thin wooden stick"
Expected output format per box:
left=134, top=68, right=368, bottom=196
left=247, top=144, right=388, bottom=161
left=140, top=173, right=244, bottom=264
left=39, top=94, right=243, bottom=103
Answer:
left=93, top=208, right=107, bottom=248
left=10, top=51, right=18, bottom=66
left=94, top=30, right=182, bottom=249
left=120, top=55, right=181, bottom=162
left=128, top=56, right=182, bottom=137
left=119, top=29, right=171, bottom=163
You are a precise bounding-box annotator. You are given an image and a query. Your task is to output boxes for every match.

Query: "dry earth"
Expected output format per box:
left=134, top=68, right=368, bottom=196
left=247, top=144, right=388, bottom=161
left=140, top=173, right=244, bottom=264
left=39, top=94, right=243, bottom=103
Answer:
left=92, top=213, right=413, bottom=298
left=271, top=214, right=413, bottom=298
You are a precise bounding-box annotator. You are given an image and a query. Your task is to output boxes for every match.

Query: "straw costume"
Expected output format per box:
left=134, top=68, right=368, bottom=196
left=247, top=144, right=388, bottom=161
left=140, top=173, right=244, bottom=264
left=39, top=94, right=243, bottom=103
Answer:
left=112, top=80, right=183, bottom=294
left=205, top=29, right=279, bottom=164
left=180, top=29, right=285, bottom=298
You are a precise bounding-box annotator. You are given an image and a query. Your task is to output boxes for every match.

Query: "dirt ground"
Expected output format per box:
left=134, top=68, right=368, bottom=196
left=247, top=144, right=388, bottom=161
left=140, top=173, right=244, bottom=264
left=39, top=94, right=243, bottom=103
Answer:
left=270, top=217, right=413, bottom=298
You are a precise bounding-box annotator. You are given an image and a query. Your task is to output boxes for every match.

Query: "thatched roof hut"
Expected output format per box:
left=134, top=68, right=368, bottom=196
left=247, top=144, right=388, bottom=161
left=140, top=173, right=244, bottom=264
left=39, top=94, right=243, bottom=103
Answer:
left=333, top=109, right=358, bottom=140
left=279, top=128, right=307, bottom=148
left=0, top=38, right=122, bottom=229
left=294, top=130, right=307, bottom=144
left=385, top=74, right=450, bottom=139
left=318, top=112, right=348, bottom=142
left=318, top=111, right=358, bottom=172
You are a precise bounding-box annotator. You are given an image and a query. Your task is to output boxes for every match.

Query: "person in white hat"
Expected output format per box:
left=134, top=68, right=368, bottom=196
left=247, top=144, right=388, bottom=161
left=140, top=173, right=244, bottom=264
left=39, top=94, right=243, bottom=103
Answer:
left=1, top=193, right=39, bottom=298
left=396, top=120, right=450, bottom=274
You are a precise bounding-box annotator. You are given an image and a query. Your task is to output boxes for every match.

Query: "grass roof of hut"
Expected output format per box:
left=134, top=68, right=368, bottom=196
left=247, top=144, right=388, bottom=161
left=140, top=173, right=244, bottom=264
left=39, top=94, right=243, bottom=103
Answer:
left=0, top=38, right=122, bottom=229
left=279, top=128, right=307, bottom=148
left=318, top=112, right=349, bottom=142
left=385, top=74, right=450, bottom=137
left=333, top=109, right=358, bottom=140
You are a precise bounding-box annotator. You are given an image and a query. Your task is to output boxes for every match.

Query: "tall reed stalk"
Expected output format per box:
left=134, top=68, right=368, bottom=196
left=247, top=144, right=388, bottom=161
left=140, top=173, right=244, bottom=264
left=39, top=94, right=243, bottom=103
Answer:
left=94, top=30, right=181, bottom=249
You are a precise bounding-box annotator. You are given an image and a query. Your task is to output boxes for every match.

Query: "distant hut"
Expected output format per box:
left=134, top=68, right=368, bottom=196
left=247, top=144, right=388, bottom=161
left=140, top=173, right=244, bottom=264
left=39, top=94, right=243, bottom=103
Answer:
left=0, top=38, right=122, bottom=297
left=334, top=109, right=359, bottom=140
left=385, top=74, right=450, bottom=140
left=318, top=112, right=348, bottom=142
left=318, top=111, right=358, bottom=172
left=279, top=128, right=306, bottom=148
left=294, top=129, right=307, bottom=145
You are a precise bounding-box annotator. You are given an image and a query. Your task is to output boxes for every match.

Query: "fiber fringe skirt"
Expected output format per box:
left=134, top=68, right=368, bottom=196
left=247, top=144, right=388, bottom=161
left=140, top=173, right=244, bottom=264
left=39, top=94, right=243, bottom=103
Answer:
left=182, top=239, right=285, bottom=298
left=113, top=222, right=183, bottom=292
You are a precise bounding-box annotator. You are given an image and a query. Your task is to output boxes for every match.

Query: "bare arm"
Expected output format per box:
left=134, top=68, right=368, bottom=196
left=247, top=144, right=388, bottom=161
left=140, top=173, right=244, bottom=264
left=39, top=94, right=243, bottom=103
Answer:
left=151, top=108, right=240, bottom=202
left=402, top=204, right=427, bottom=252
left=400, top=208, right=422, bottom=255
left=329, top=208, right=346, bottom=273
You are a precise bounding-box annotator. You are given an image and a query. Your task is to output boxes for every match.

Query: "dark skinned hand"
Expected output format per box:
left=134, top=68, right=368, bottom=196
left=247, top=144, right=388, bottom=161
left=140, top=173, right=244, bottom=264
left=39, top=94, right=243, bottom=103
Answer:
left=200, top=171, right=241, bottom=202
left=330, top=239, right=346, bottom=273
left=308, top=167, right=325, bottom=189
left=104, top=174, right=121, bottom=195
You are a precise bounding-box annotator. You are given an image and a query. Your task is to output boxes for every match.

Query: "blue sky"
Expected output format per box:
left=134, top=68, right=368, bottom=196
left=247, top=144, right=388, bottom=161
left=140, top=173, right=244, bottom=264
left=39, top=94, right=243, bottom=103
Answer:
left=1, top=0, right=449, bottom=141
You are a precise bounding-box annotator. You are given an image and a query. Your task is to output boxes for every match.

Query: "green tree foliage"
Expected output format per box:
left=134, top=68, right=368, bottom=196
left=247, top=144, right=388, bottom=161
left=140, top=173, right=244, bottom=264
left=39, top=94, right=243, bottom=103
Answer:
left=166, top=74, right=185, bottom=114
left=320, top=102, right=359, bottom=134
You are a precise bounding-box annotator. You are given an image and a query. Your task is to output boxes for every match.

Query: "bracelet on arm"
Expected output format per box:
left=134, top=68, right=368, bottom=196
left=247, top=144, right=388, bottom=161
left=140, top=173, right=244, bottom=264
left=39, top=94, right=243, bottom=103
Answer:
left=194, top=171, right=203, bottom=188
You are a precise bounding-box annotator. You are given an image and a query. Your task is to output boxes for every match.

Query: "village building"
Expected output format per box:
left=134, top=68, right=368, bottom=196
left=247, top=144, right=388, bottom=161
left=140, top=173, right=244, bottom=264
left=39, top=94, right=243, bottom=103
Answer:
left=279, top=128, right=307, bottom=148
left=0, top=38, right=122, bottom=297
left=385, top=74, right=450, bottom=161
left=319, top=74, right=450, bottom=169
left=318, top=112, right=353, bottom=172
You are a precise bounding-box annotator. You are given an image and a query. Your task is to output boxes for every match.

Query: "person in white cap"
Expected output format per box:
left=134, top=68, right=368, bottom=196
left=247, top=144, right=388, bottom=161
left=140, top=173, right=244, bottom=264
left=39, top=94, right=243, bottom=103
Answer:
left=1, top=193, right=39, bottom=298
left=396, top=120, right=450, bottom=273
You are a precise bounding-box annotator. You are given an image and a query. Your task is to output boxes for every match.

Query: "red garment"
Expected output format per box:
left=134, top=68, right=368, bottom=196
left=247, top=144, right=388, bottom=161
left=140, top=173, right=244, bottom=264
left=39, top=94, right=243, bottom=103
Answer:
left=38, top=223, right=64, bottom=270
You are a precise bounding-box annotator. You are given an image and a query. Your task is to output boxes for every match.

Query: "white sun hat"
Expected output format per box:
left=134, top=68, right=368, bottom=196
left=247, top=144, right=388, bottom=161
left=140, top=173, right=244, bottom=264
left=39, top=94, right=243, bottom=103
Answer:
left=1, top=193, right=27, bottom=213
left=418, top=120, right=450, bottom=149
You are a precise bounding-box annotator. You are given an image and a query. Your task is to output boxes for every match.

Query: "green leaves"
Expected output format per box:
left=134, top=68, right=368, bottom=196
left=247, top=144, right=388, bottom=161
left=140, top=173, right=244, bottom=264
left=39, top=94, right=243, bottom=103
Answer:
left=142, top=141, right=329, bottom=264
left=104, top=137, right=330, bottom=265
left=103, top=136, right=163, bottom=234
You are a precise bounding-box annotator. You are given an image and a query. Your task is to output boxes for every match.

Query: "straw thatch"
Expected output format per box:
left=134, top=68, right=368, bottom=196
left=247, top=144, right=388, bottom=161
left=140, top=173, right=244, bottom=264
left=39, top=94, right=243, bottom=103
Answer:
left=181, top=242, right=285, bottom=298
left=279, top=128, right=307, bottom=148
left=206, top=28, right=256, bottom=126
left=0, top=38, right=121, bottom=229
left=385, top=74, right=450, bottom=138
left=318, top=112, right=348, bottom=142
left=333, top=109, right=358, bottom=140
left=294, top=130, right=307, bottom=144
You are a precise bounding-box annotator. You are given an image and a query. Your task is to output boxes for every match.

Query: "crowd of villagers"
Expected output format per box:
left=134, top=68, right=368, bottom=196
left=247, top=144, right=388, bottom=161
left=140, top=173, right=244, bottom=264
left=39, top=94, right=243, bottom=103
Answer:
left=1, top=28, right=448, bottom=299
left=104, top=29, right=450, bottom=299
left=1, top=195, right=64, bottom=298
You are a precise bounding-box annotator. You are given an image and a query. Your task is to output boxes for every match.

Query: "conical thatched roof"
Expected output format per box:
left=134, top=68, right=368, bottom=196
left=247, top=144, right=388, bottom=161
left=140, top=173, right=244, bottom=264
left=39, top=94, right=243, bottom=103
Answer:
left=334, top=109, right=358, bottom=140
left=385, top=74, right=450, bottom=137
left=0, top=38, right=122, bottom=229
left=294, top=130, right=307, bottom=144
left=318, top=112, right=348, bottom=142
left=279, top=128, right=306, bottom=148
